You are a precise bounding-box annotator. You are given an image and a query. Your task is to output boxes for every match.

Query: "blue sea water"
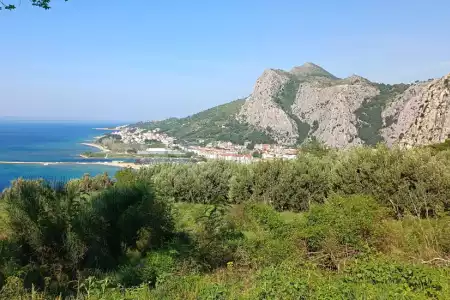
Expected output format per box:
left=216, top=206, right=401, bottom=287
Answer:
left=0, top=121, right=123, bottom=191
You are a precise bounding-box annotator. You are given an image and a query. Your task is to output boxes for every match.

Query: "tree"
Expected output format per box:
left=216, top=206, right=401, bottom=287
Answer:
left=252, top=151, right=262, bottom=158
left=0, top=0, right=67, bottom=10
left=299, top=138, right=330, bottom=158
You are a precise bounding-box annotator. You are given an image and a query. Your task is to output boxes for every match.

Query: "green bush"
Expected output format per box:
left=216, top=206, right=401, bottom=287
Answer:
left=233, top=203, right=306, bottom=268
left=333, top=146, right=450, bottom=217
left=196, top=161, right=234, bottom=205
left=78, top=182, right=175, bottom=269
left=2, top=179, right=88, bottom=277
left=241, top=202, right=285, bottom=232
left=228, top=165, right=254, bottom=204
left=380, top=216, right=450, bottom=260
left=191, top=205, right=244, bottom=270
left=116, top=250, right=176, bottom=287
left=344, top=259, right=450, bottom=298
left=306, top=195, right=387, bottom=269
left=0, top=178, right=175, bottom=293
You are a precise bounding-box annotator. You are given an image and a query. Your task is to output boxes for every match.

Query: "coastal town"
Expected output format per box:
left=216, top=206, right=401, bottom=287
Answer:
left=99, top=126, right=299, bottom=164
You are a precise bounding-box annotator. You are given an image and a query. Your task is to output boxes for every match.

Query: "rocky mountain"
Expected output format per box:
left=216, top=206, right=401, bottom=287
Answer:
left=137, top=63, right=450, bottom=148
left=382, top=74, right=450, bottom=147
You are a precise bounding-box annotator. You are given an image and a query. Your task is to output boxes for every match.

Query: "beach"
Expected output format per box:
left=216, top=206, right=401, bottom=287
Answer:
left=81, top=142, right=111, bottom=152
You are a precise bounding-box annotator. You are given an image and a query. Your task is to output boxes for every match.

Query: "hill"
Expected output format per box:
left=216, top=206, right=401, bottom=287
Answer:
left=136, top=64, right=450, bottom=148
left=135, top=99, right=274, bottom=145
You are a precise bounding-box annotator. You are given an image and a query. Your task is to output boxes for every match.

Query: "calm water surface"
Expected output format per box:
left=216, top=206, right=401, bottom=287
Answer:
left=0, top=121, right=122, bottom=190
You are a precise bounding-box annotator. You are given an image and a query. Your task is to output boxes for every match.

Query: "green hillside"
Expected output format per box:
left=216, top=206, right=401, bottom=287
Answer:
left=136, top=99, right=274, bottom=145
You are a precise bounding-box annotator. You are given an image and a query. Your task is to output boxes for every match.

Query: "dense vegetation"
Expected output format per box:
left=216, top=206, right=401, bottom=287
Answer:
left=355, top=83, right=410, bottom=145
left=2, top=144, right=450, bottom=298
left=135, top=99, right=275, bottom=145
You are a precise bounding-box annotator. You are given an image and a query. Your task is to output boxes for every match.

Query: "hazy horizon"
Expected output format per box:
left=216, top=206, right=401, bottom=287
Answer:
left=1, top=0, right=449, bottom=122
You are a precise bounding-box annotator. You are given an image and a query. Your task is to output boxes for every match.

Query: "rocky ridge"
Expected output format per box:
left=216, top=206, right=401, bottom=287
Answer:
left=238, top=62, right=450, bottom=148
left=385, top=74, right=450, bottom=147
left=137, top=63, right=450, bottom=148
left=238, top=69, right=299, bottom=144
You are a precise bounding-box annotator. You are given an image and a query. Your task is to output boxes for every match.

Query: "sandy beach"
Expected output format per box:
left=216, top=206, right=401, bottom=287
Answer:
left=81, top=143, right=111, bottom=152
left=0, top=161, right=141, bottom=170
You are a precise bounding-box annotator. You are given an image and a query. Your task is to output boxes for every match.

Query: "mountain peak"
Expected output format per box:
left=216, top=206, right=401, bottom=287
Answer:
left=290, top=62, right=338, bottom=79
left=303, top=62, right=320, bottom=67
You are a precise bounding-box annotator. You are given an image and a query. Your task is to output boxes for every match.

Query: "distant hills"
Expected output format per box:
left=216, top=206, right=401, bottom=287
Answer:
left=136, top=63, right=450, bottom=148
left=135, top=99, right=274, bottom=145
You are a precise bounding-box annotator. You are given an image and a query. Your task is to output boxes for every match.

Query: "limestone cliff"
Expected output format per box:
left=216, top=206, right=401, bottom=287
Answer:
left=239, top=63, right=382, bottom=146
left=382, top=74, right=450, bottom=147
left=292, top=75, right=379, bottom=148
left=238, top=69, right=299, bottom=144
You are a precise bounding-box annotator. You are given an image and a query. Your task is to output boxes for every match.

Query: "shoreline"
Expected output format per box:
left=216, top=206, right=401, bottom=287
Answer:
left=0, top=161, right=141, bottom=170
left=81, top=143, right=111, bottom=152
left=93, top=127, right=117, bottom=131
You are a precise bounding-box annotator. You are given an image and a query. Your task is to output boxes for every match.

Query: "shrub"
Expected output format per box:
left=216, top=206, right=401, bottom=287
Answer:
left=380, top=216, right=450, bottom=260
left=233, top=203, right=306, bottom=268
left=334, top=146, right=450, bottom=217
left=77, top=182, right=175, bottom=269
left=196, top=161, right=234, bottom=205
left=2, top=179, right=88, bottom=277
left=0, top=178, right=175, bottom=293
left=344, top=259, right=450, bottom=298
left=192, top=205, right=244, bottom=270
left=241, top=202, right=285, bottom=232
left=247, top=157, right=332, bottom=212
left=152, top=164, right=201, bottom=203
left=306, top=195, right=387, bottom=269
left=228, top=165, right=254, bottom=204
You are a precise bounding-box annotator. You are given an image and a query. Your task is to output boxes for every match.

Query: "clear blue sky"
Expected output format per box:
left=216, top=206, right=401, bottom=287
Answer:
left=1, top=0, right=449, bottom=122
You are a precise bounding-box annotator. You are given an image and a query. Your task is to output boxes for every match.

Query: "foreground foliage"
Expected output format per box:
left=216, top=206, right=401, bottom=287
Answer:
left=1, top=145, right=450, bottom=298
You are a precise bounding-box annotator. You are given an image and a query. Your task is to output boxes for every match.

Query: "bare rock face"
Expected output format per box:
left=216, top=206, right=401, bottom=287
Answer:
left=381, top=83, right=429, bottom=146
left=238, top=62, right=449, bottom=148
left=238, top=69, right=299, bottom=144
left=383, top=74, right=450, bottom=147
left=292, top=77, right=379, bottom=148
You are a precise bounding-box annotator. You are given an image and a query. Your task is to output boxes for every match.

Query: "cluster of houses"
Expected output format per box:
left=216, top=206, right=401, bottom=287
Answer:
left=189, top=146, right=253, bottom=163
left=188, top=143, right=298, bottom=163
left=111, top=127, right=298, bottom=163
left=111, top=128, right=175, bottom=146
left=254, top=144, right=298, bottom=160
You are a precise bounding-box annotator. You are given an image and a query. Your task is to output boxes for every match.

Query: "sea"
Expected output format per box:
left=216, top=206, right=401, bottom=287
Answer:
left=0, top=120, right=124, bottom=191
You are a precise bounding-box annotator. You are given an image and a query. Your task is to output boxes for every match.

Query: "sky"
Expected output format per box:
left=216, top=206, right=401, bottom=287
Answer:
left=1, top=0, right=450, bottom=122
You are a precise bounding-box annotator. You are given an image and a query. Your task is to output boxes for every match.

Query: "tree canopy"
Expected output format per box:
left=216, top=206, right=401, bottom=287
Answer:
left=0, top=0, right=67, bottom=10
